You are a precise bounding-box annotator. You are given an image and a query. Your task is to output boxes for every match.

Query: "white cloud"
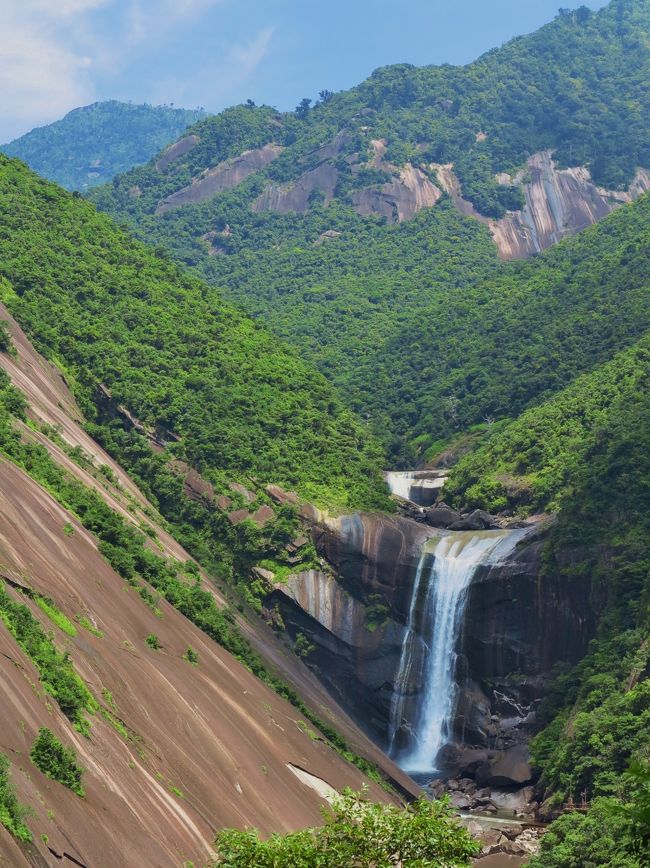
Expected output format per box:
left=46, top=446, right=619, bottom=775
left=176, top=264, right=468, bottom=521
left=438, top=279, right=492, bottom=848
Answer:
left=124, top=0, right=226, bottom=45
left=25, top=0, right=110, bottom=15
left=229, top=26, right=274, bottom=79
left=0, top=1, right=112, bottom=141
left=0, top=0, right=275, bottom=142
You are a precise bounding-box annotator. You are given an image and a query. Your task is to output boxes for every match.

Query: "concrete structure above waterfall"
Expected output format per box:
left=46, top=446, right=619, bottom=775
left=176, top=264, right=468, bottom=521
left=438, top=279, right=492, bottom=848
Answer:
left=385, top=470, right=449, bottom=506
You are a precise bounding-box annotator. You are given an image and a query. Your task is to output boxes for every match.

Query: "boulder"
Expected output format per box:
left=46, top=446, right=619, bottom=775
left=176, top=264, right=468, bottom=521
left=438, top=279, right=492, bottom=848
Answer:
left=251, top=505, right=275, bottom=528
left=448, top=516, right=484, bottom=531
left=448, top=509, right=498, bottom=531
left=490, top=786, right=536, bottom=814
left=229, top=482, right=256, bottom=502
left=425, top=506, right=461, bottom=528
left=449, top=791, right=472, bottom=810
left=266, top=484, right=300, bottom=505
left=488, top=745, right=533, bottom=787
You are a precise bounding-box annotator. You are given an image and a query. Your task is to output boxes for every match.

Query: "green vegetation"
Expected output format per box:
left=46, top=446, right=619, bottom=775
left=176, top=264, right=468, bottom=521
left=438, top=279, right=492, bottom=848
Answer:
left=0, top=582, right=96, bottom=734
left=213, top=789, right=479, bottom=867
left=88, top=1, right=650, bottom=463
left=0, top=155, right=389, bottom=512
left=293, top=633, right=315, bottom=659
left=529, top=762, right=650, bottom=867
left=0, top=320, right=12, bottom=353
left=445, top=334, right=650, bottom=514
left=1, top=101, right=204, bottom=190
left=0, top=370, right=388, bottom=788
left=443, top=331, right=650, bottom=857
left=30, top=728, right=85, bottom=797
left=0, top=754, right=32, bottom=842
left=76, top=616, right=103, bottom=638
left=35, top=597, right=78, bottom=637
left=145, top=633, right=161, bottom=650
left=183, top=647, right=199, bottom=665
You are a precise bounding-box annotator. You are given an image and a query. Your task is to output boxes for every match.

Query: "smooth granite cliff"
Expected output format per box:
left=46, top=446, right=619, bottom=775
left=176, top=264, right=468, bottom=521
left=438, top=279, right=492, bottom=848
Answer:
left=271, top=512, right=595, bottom=759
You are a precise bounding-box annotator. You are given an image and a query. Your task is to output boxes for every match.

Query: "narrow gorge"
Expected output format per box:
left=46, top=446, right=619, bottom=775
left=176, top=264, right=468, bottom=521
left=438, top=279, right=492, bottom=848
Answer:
left=271, top=476, right=596, bottom=809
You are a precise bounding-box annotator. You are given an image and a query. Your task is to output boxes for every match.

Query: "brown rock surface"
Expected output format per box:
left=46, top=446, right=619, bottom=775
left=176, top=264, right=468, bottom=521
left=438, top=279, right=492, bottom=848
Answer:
left=0, top=460, right=395, bottom=866
left=155, top=134, right=200, bottom=171
left=254, top=162, right=339, bottom=213
left=0, top=308, right=421, bottom=866
left=433, top=154, right=650, bottom=260
left=352, top=163, right=441, bottom=223
left=157, top=143, right=282, bottom=213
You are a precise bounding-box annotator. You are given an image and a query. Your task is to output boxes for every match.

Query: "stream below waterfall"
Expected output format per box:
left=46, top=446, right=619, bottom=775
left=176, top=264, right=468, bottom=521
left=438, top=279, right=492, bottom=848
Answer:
left=388, top=529, right=527, bottom=775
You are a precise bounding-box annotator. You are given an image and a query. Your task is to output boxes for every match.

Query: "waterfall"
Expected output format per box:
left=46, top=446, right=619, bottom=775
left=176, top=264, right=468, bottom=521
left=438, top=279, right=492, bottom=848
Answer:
left=389, top=529, right=525, bottom=774
left=385, top=471, right=416, bottom=500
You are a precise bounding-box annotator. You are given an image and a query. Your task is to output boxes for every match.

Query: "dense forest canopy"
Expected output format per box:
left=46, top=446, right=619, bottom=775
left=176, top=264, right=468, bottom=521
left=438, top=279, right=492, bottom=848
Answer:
left=0, top=156, right=388, bottom=513
left=87, top=0, right=650, bottom=464
left=1, top=101, right=204, bottom=191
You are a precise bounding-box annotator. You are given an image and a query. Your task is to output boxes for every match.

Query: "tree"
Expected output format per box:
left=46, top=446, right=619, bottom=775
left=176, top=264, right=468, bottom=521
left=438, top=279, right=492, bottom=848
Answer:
left=0, top=321, right=11, bottom=352
left=30, top=728, right=85, bottom=797
left=319, top=89, right=334, bottom=103
left=295, top=97, right=312, bottom=120
left=0, top=754, right=32, bottom=842
left=213, top=789, right=479, bottom=866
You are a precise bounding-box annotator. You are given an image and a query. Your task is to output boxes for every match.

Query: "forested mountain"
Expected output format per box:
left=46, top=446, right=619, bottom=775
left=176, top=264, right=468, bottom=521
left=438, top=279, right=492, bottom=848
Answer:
left=89, top=0, right=650, bottom=463
left=1, top=101, right=204, bottom=190
left=445, top=330, right=650, bottom=865
left=0, top=281, right=413, bottom=868
left=0, top=2, right=648, bottom=865
left=0, top=155, right=387, bottom=515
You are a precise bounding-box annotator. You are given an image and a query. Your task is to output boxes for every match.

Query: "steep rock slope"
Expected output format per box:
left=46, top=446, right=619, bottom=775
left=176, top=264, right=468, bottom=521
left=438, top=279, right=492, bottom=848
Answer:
left=0, top=307, right=416, bottom=866
left=435, top=154, right=650, bottom=259
left=1, top=101, right=204, bottom=191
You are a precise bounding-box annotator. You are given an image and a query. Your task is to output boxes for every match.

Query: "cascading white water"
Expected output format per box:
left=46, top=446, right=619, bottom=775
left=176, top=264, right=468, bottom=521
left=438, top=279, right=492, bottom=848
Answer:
left=389, top=530, right=525, bottom=774
left=385, top=471, right=416, bottom=501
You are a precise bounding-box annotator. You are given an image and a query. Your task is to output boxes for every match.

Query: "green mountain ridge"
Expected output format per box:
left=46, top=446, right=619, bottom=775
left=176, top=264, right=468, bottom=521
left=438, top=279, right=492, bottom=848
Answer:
left=0, top=155, right=388, bottom=516
left=1, top=101, right=205, bottom=191
left=0, top=3, right=648, bottom=864
left=88, top=0, right=650, bottom=463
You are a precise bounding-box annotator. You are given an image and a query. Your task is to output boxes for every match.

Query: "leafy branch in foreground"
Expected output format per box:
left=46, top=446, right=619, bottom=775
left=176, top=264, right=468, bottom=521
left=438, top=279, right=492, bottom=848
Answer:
left=213, top=789, right=479, bottom=867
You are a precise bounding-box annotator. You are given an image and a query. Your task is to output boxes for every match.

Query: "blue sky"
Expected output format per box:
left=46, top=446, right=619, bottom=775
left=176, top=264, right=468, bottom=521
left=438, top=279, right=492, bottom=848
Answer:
left=1, top=0, right=609, bottom=142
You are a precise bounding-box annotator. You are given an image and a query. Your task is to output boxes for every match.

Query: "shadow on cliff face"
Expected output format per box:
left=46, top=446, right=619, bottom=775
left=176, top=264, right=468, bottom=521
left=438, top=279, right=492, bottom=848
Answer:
left=269, top=511, right=597, bottom=764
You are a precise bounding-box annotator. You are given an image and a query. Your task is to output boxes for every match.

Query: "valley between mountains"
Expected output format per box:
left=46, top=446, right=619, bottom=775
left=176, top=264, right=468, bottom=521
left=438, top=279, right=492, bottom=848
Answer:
left=0, top=1, right=649, bottom=866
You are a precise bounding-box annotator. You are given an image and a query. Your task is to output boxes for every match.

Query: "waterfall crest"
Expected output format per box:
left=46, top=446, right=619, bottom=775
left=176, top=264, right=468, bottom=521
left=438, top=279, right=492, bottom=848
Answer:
left=385, top=471, right=416, bottom=500
left=389, top=529, right=525, bottom=774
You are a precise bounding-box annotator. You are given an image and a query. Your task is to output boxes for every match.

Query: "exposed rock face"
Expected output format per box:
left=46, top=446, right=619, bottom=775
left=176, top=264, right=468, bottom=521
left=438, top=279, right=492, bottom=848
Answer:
left=434, top=153, right=650, bottom=260
left=275, top=512, right=595, bottom=756
left=155, top=133, right=200, bottom=171
left=156, top=143, right=282, bottom=213
left=315, top=513, right=437, bottom=615
left=253, top=162, right=339, bottom=213
left=491, top=152, right=650, bottom=259
left=0, top=308, right=419, bottom=866
left=278, top=570, right=366, bottom=647
left=352, top=164, right=441, bottom=223
left=271, top=515, right=437, bottom=741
